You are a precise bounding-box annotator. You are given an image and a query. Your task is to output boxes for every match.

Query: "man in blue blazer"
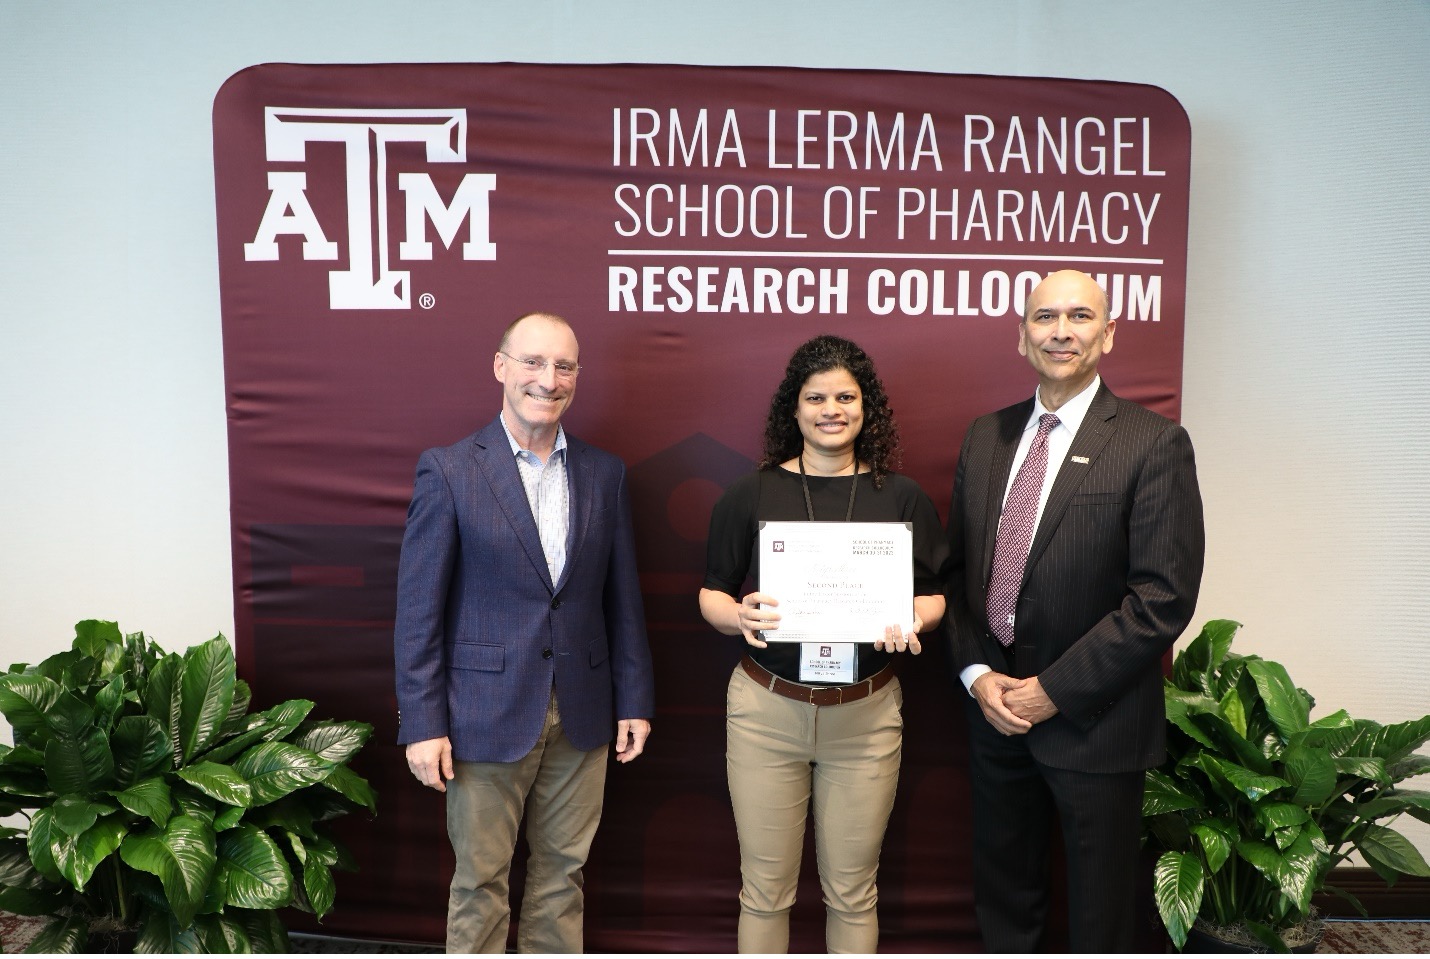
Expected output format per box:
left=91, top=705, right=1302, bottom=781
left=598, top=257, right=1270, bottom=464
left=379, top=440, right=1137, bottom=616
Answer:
left=946, top=271, right=1204, bottom=952
left=394, top=311, right=655, bottom=953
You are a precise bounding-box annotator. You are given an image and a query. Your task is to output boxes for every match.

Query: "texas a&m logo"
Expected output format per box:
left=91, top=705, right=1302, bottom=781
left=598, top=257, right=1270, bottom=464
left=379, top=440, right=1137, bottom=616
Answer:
left=243, top=107, right=496, bottom=310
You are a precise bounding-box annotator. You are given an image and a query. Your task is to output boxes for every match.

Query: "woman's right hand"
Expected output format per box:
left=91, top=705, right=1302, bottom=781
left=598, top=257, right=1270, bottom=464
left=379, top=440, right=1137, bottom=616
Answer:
left=737, top=592, right=780, bottom=648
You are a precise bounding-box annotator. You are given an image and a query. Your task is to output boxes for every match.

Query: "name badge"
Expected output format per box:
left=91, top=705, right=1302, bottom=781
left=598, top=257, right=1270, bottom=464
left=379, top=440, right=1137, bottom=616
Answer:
left=799, top=642, right=856, bottom=684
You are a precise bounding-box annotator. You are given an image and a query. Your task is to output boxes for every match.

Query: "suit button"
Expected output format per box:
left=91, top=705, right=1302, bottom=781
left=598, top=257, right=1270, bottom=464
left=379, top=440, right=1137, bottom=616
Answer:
left=542, top=648, right=553, bottom=659
left=551, top=598, right=562, bottom=610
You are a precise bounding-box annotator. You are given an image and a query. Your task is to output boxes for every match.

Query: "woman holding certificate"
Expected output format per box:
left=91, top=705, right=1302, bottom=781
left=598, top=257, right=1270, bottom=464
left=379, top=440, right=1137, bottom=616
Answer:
left=699, top=334, right=947, bottom=953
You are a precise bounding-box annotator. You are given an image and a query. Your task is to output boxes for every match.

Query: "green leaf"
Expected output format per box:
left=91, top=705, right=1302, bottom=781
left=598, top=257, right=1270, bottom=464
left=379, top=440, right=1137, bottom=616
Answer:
left=0, top=882, right=69, bottom=916
left=136, top=910, right=178, bottom=953
left=1143, top=768, right=1202, bottom=815
left=232, top=741, right=333, bottom=806
left=178, top=760, right=253, bottom=808
left=1218, top=684, right=1248, bottom=738
left=1296, top=709, right=1355, bottom=750
left=1243, top=919, right=1293, bottom=954
left=52, top=815, right=127, bottom=891
left=247, top=796, right=316, bottom=839
left=261, top=699, right=315, bottom=741
left=1165, top=688, right=1218, bottom=748
left=23, top=915, right=87, bottom=953
left=26, top=807, right=62, bottom=882
left=1256, top=801, right=1309, bottom=835
left=1152, top=850, right=1203, bottom=950
left=0, top=838, right=41, bottom=887
left=231, top=906, right=291, bottom=952
left=116, top=776, right=174, bottom=827
left=173, top=785, right=219, bottom=825
left=1355, top=788, right=1430, bottom=821
left=292, top=720, right=372, bottom=764
left=0, top=673, right=62, bottom=739
left=1246, top=659, right=1310, bottom=739
left=119, top=814, right=217, bottom=929
left=1283, top=743, right=1338, bottom=806
left=1334, top=755, right=1389, bottom=784
left=1389, top=753, right=1430, bottom=782
left=1236, top=839, right=1284, bottom=884
left=0, top=764, right=53, bottom=798
left=319, top=763, right=377, bottom=813
left=219, top=913, right=256, bottom=953
left=94, top=675, right=126, bottom=729
left=1173, top=620, right=1241, bottom=695
left=1199, top=754, right=1289, bottom=802
left=215, top=824, right=293, bottom=909
left=205, top=912, right=256, bottom=952
left=1273, top=823, right=1304, bottom=851
left=145, top=653, right=184, bottom=767
left=44, top=727, right=115, bottom=795
left=224, top=679, right=252, bottom=736
left=1279, top=831, right=1329, bottom=912
left=202, top=699, right=314, bottom=765
left=1192, top=821, right=1231, bottom=876
left=304, top=856, right=336, bottom=918
left=1321, top=882, right=1369, bottom=918
left=51, top=796, right=110, bottom=837
left=179, top=637, right=237, bottom=762
left=1361, top=716, right=1430, bottom=765
left=74, top=619, right=123, bottom=656
left=1359, top=823, right=1430, bottom=878
left=215, top=804, right=247, bottom=832
left=112, top=714, right=173, bottom=786
left=298, top=833, right=343, bottom=868
left=1196, top=712, right=1275, bottom=775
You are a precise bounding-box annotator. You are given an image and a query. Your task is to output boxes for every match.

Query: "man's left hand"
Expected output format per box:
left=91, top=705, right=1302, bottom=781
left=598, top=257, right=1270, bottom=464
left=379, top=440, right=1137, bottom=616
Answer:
left=1003, top=675, right=1059, bottom=725
left=615, top=718, right=651, bottom=763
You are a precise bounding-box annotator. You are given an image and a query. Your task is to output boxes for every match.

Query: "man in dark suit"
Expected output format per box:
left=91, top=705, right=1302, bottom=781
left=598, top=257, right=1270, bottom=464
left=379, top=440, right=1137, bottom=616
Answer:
left=394, top=311, right=655, bottom=953
left=946, top=270, right=1204, bottom=952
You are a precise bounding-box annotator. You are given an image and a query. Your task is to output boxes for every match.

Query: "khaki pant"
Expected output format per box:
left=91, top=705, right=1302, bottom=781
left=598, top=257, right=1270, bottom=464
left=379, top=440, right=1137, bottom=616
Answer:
left=725, top=665, right=903, bottom=954
left=445, top=689, right=607, bottom=954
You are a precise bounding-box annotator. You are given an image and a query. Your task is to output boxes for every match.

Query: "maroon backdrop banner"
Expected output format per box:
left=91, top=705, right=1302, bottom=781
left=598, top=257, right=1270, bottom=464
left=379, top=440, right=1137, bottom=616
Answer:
left=213, top=63, right=1190, bottom=951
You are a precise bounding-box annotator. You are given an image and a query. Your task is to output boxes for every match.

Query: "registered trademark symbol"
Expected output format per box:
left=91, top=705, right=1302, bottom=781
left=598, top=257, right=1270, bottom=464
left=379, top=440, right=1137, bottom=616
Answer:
left=418, top=293, right=436, bottom=310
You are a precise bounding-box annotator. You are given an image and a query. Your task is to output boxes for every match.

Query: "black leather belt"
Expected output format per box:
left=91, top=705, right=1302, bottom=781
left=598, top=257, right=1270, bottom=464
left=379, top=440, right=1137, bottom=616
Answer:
left=740, top=654, right=893, bottom=707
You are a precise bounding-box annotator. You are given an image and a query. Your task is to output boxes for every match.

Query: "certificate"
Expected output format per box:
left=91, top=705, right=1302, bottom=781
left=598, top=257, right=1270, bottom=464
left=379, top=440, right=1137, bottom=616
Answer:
left=757, top=521, right=913, bottom=643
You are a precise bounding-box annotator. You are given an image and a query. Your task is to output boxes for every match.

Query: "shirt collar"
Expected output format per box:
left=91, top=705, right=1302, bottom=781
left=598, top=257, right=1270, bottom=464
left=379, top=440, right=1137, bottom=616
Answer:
left=498, top=413, right=566, bottom=459
left=1028, top=375, right=1101, bottom=437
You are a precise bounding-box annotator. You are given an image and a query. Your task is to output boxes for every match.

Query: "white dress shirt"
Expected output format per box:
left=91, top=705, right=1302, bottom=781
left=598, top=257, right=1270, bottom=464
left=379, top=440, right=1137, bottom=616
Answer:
left=499, top=413, right=570, bottom=585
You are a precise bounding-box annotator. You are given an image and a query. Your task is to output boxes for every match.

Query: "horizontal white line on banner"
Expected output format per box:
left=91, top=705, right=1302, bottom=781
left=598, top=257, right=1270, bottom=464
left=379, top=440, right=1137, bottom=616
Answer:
left=608, top=250, right=1165, bottom=265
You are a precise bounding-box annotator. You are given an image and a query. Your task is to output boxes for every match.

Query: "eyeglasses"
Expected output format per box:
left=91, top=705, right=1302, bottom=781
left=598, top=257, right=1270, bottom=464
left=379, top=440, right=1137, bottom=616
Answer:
left=500, top=352, right=581, bottom=379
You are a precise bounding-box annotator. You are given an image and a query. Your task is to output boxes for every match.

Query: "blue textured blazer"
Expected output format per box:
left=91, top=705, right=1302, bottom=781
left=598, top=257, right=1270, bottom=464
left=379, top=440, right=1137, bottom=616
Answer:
left=393, top=416, right=655, bottom=763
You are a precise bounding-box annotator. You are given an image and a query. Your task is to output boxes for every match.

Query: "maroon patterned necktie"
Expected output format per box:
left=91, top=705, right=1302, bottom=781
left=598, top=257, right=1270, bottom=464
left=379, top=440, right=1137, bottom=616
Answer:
left=986, top=413, right=1060, bottom=647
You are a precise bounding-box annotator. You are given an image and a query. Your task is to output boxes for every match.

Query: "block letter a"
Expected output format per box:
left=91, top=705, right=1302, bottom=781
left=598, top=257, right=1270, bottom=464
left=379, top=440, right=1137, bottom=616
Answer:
left=244, top=172, right=339, bottom=261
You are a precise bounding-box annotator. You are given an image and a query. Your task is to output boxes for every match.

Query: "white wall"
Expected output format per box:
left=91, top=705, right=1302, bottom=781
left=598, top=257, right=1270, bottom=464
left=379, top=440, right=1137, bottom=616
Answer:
left=2, top=0, right=1426, bottom=851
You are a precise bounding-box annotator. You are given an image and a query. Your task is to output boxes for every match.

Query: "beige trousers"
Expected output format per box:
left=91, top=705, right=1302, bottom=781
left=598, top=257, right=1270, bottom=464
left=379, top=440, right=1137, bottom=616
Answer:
left=725, top=665, right=904, bottom=954
left=445, top=688, right=608, bottom=954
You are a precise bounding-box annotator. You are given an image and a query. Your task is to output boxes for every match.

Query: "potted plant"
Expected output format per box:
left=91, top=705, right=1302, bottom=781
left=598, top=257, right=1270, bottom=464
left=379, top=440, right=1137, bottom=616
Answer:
left=1143, top=619, right=1430, bottom=952
left=0, top=620, right=376, bottom=952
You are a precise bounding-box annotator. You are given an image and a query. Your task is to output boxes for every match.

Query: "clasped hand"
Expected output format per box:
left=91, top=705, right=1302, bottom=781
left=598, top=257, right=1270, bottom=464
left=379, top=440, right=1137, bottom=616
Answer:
left=736, top=592, right=923, bottom=654
left=971, top=672, right=1059, bottom=735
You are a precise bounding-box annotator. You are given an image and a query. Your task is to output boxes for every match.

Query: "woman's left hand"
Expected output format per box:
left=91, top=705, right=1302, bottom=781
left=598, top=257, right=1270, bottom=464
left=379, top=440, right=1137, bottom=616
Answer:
left=875, top=615, right=924, bottom=654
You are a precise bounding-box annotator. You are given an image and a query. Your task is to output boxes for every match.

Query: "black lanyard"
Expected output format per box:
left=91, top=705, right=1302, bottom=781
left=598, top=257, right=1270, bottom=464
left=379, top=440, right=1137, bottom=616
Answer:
left=797, top=454, right=858, bottom=522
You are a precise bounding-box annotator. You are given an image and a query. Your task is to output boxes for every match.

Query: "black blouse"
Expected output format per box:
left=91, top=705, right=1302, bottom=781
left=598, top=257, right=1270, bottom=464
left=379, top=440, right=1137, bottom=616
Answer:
left=703, top=467, right=948, bottom=684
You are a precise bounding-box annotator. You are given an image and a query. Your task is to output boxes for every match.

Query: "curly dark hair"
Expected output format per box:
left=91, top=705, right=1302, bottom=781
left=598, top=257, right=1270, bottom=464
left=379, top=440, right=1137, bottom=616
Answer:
left=758, top=334, right=901, bottom=489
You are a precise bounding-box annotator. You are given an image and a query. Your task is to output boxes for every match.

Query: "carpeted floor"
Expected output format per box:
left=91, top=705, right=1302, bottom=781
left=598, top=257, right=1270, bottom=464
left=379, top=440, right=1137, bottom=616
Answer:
left=2, top=912, right=1427, bottom=953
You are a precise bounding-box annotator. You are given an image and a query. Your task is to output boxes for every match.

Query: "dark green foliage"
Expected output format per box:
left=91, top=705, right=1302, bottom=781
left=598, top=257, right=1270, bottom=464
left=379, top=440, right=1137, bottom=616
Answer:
left=0, top=621, right=376, bottom=953
left=1145, top=620, right=1430, bottom=952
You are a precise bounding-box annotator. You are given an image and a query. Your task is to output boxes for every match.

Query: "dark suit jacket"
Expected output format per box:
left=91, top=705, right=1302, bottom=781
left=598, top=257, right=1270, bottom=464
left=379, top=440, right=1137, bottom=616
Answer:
left=393, top=416, right=655, bottom=763
left=947, top=383, right=1204, bottom=773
